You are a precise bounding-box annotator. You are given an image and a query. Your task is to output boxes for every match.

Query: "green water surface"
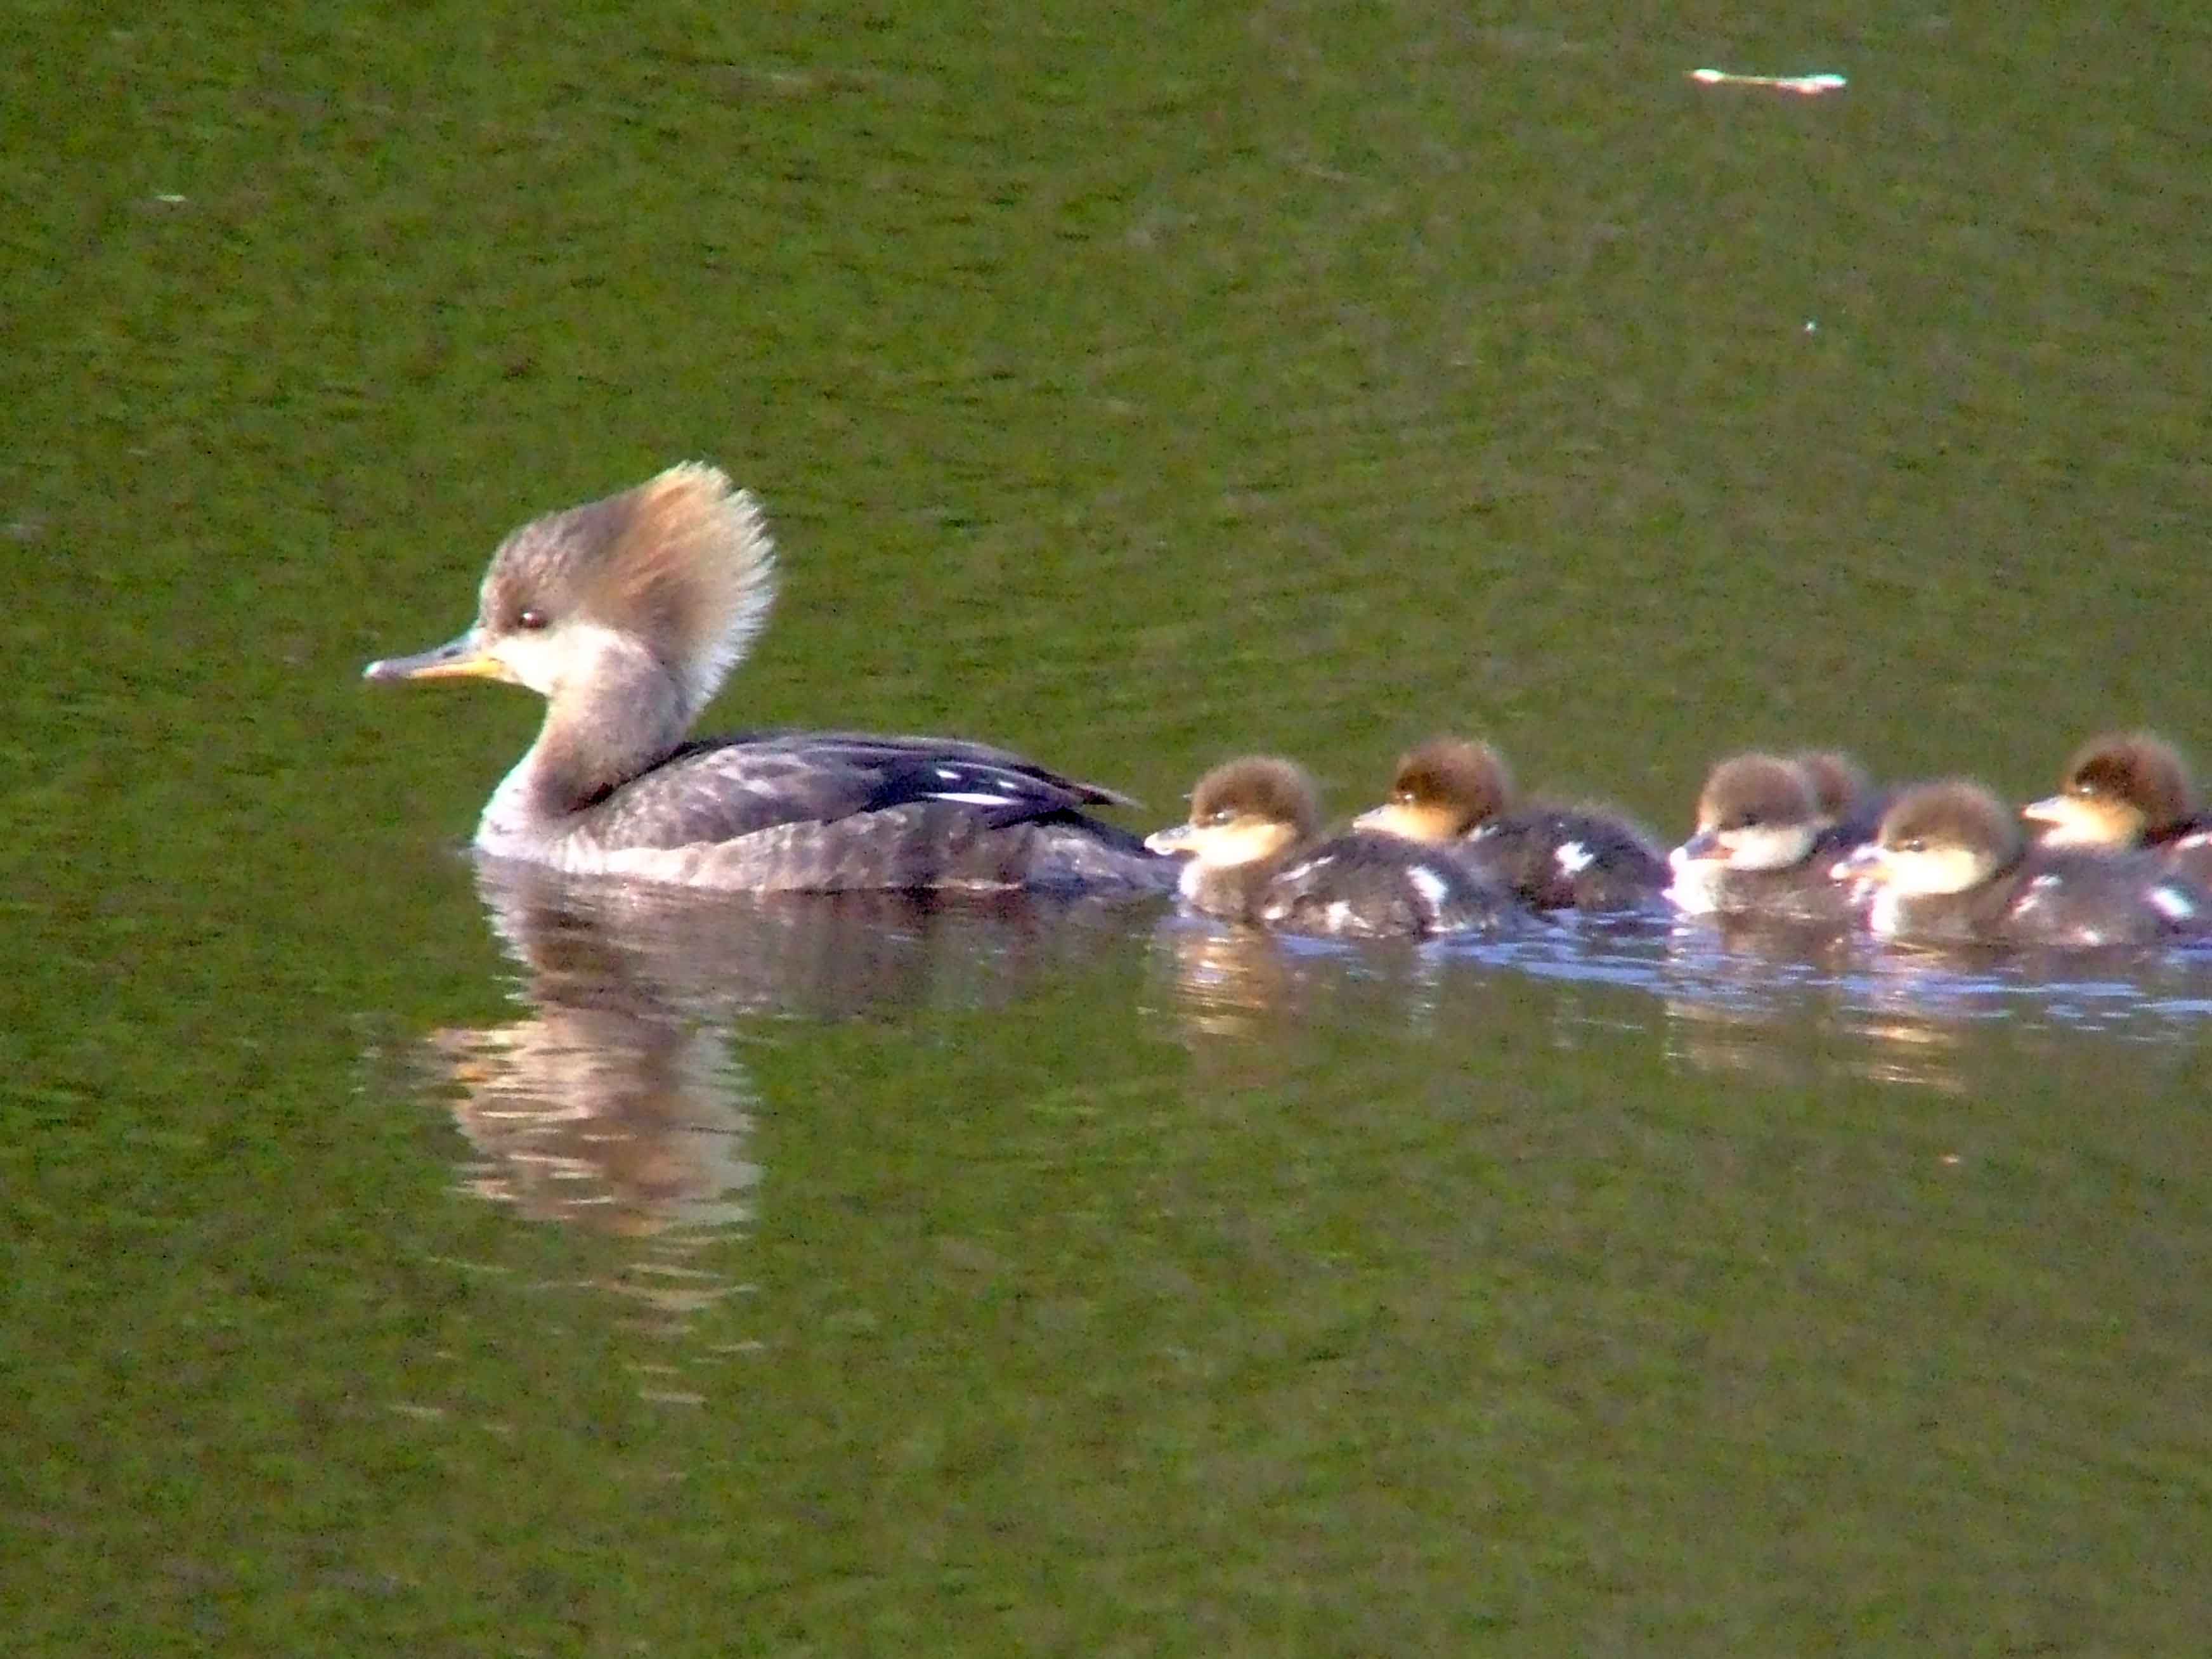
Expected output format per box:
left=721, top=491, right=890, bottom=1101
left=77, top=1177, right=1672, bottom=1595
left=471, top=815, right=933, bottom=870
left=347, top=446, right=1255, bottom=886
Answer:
left=8, top=3, right=2212, bottom=1652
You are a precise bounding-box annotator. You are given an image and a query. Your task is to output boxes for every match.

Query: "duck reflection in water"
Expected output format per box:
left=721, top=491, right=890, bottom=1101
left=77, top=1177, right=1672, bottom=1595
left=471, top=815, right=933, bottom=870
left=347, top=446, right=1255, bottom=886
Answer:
left=421, top=861, right=1155, bottom=1234
left=433, top=868, right=762, bottom=1240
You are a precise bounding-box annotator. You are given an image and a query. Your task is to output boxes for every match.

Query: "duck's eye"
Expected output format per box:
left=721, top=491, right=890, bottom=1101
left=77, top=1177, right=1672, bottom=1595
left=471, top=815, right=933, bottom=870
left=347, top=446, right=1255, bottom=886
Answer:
left=1897, top=836, right=1927, bottom=854
left=1395, top=790, right=1417, bottom=806
left=516, top=607, right=550, bottom=632
left=1204, top=807, right=1237, bottom=828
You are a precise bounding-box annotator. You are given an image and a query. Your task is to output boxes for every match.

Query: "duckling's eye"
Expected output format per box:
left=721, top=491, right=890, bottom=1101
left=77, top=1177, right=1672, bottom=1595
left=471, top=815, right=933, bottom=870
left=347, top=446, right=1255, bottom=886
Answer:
left=1897, top=836, right=1928, bottom=854
left=516, top=607, right=550, bottom=632
left=1395, top=790, right=1417, bottom=806
left=1204, top=807, right=1237, bottom=828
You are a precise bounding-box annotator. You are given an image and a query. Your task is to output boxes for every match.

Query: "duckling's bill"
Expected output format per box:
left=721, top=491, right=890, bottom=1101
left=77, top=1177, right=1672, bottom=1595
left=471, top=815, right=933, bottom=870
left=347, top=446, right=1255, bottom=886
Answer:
left=2019, top=792, right=2131, bottom=846
left=1350, top=801, right=1457, bottom=842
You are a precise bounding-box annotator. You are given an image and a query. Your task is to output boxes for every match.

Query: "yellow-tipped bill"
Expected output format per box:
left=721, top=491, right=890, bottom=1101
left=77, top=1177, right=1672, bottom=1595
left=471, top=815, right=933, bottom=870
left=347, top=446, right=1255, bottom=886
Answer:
left=2019, top=792, right=2135, bottom=847
left=1351, top=801, right=1459, bottom=844
left=362, top=629, right=517, bottom=685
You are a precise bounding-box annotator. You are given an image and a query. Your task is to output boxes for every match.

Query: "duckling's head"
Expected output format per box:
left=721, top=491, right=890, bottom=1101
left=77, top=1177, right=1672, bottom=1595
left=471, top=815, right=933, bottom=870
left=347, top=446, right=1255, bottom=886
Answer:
left=1351, top=738, right=1512, bottom=843
left=2022, top=731, right=2193, bottom=846
left=1789, top=750, right=1871, bottom=825
left=364, top=463, right=777, bottom=723
left=1835, top=779, right=2021, bottom=896
left=1675, top=754, right=1821, bottom=871
left=1145, top=757, right=1320, bottom=867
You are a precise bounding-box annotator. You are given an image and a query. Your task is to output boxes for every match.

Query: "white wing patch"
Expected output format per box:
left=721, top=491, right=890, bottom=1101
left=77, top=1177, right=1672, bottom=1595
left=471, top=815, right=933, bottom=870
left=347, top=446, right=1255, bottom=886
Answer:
left=1554, top=841, right=1594, bottom=875
left=2149, top=883, right=2197, bottom=922
left=1324, top=901, right=1353, bottom=932
left=931, top=790, right=1029, bottom=809
left=1408, top=866, right=1450, bottom=909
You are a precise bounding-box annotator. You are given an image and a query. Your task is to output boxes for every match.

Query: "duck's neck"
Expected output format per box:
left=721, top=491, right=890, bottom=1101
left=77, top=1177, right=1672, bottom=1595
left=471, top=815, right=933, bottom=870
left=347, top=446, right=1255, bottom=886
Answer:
left=481, top=654, right=694, bottom=845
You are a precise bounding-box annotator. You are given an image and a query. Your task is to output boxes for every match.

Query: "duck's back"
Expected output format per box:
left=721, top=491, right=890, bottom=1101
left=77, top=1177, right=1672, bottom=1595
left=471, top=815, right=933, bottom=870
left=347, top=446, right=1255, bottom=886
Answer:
left=1463, top=808, right=1668, bottom=911
left=2148, top=819, right=2212, bottom=891
left=512, top=731, right=1164, bottom=893
left=1258, top=831, right=1517, bottom=937
left=1890, top=850, right=2210, bottom=947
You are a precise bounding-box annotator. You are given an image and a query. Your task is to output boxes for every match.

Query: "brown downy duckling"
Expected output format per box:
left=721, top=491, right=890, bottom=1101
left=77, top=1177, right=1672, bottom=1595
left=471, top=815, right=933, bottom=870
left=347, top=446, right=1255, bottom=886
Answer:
left=1146, top=756, right=1518, bottom=937
left=1835, top=779, right=2210, bottom=947
left=2020, top=732, right=2212, bottom=887
left=1352, top=738, right=1667, bottom=911
left=1668, top=753, right=1866, bottom=926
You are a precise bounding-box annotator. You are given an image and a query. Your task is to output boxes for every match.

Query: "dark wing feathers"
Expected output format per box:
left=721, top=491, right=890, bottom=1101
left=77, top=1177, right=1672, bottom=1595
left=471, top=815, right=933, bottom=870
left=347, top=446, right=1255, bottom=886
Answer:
left=1260, top=832, right=1512, bottom=937
left=1463, top=807, right=1667, bottom=911
left=590, top=731, right=1132, bottom=851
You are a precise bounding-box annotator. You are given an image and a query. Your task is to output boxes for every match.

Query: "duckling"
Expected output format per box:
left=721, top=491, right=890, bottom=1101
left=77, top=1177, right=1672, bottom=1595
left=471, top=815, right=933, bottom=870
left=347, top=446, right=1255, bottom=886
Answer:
left=1835, top=779, right=2210, bottom=947
left=1351, top=738, right=1667, bottom=911
left=2020, top=731, right=2212, bottom=887
left=362, top=463, right=1168, bottom=892
left=1145, top=756, right=1517, bottom=937
left=1667, top=753, right=1864, bottom=925
left=1787, top=748, right=1892, bottom=838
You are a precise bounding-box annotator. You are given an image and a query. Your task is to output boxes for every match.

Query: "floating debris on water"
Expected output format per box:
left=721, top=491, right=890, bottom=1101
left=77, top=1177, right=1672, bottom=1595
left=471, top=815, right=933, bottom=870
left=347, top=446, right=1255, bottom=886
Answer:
left=1688, top=68, right=1847, bottom=95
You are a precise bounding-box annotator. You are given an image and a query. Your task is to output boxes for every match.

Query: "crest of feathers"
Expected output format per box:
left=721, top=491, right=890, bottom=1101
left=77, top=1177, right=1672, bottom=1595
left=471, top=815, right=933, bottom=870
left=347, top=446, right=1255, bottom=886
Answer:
left=485, top=462, right=778, bottom=713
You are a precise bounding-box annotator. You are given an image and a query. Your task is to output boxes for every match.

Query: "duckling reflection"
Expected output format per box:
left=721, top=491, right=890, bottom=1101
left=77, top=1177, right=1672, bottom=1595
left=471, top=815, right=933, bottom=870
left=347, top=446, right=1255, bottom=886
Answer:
left=1655, top=940, right=1972, bottom=1095
left=1145, top=909, right=1485, bottom=1086
left=1147, top=918, right=1304, bottom=1043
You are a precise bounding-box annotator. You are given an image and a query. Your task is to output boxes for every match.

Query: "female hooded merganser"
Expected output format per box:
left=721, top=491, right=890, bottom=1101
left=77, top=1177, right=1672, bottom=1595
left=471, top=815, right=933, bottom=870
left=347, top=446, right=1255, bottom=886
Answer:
left=1667, top=753, right=1864, bottom=925
left=363, top=464, right=1167, bottom=892
left=2020, top=732, right=2212, bottom=887
left=1834, top=779, right=2210, bottom=947
left=1350, top=738, right=1667, bottom=911
left=1145, top=756, right=1515, bottom=937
